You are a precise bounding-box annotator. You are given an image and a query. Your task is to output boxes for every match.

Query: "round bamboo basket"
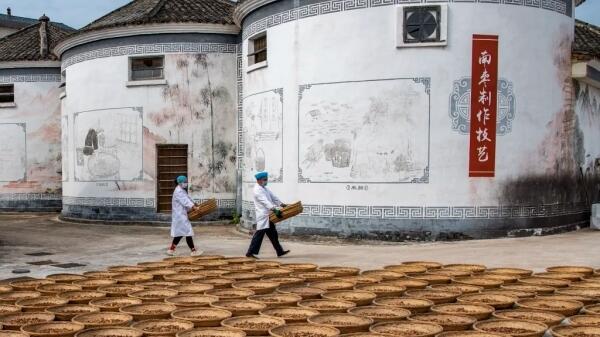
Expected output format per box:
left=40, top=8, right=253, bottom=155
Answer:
left=292, top=272, right=336, bottom=282
left=430, top=303, right=495, bottom=320
left=308, top=314, right=373, bottom=334
left=384, top=264, right=428, bottom=275
left=383, top=278, right=429, bottom=290
left=457, top=294, right=518, bottom=309
left=171, top=308, right=233, bottom=327
left=354, top=284, right=405, bottom=298
left=348, top=305, right=411, bottom=323
left=136, top=261, right=175, bottom=269
left=130, top=319, right=194, bottom=337
left=336, top=276, right=382, bottom=285
left=16, top=297, right=69, bottom=312
left=404, top=289, right=462, bottom=304
left=254, top=268, right=293, bottom=278
left=566, top=314, right=600, bottom=326
left=201, top=278, right=234, bottom=289
left=220, top=265, right=255, bottom=272
left=96, top=285, right=144, bottom=297
left=174, top=265, right=204, bottom=273
left=221, top=315, right=286, bottom=336
left=137, top=281, right=183, bottom=289
left=72, top=280, right=116, bottom=290
left=232, top=280, right=280, bottom=295
left=515, top=298, right=583, bottom=316
left=118, top=303, right=178, bottom=320
left=318, top=267, right=361, bottom=277
left=162, top=274, right=203, bottom=284
left=372, top=297, right=434, bottom=313
left=551, top=326, right=600, bottom=337
left=500, top=284, right=555, bottom=295
left=369, top=321, right=444, bottom=337
left=583, top=304, right=600, bottom=314
left=338, top=333, right=390, bottom=337
left=262, top=277, right=305, bottom=286
left=168, top=284, right=214, bottom=295
left=0, top=331, right=29, bottom=337
left=452, top=277, right=503, bottom=289
left=253, top=261, right=282, bottom=269
left=36, top=284, right=82, bottom=295
left=430, top=270, right=473, bottom=278
left=107, top=266, right=147, bottom=273
left=10, top=280, right=55, bottom=291
left=74, top=327, right=144, bottom=337
left=210, top=300, right=267, bottom=317
left=280, top=263, right=319, bottom=272
left=276, top=285, right=325, bottom=299
left=546, top=266, right=594, bottom=277
left=480, top=290, right=535, bottom=299
left=0, top=284, right=13, bottom=293
left=311, top=280, right=357, bottom=291
left=164, top=295, right=219, bottom=308
left=71, top=312, right=133, bottom=328
left=570, top=282, right=600, bottom=289
left=297, top=299, right=356, bottom=313
left=0, top=304, right=21, bottom=315
left=0, top=312, right=56, bottom=330
left=408, top=313, right=477, bottom=331
left=225, top=257, right=256, bottom=264
left=486, top=269, right=533, bottom=277
left=321, top=290, right=377, bottom=306
left=436, top=331, right=509, bottom=337
left=517, top=277, right=570, bottom=288
left=360, top=270, right=405, bottom=281
left=46, top=275, right=87, bottom=284
left=192, top=260, right=228, bottom=269
left=556, top=288, right=600, bottom=300
left=146, top=269, right=178, bottom=281
left=163, top=256, right=196, bottom=265
left=259, top=307, right=320, bottom=323
left=113, top=274, right=154, bottom=285
left=269, top=323, right=340, bottom=337
left=403, top=261, right=444, bottom=270
left=128, top=289, right=179, bottom=303
left=473, top=320, right=548, bottom=337
left=247, top=293, right=303, bottom=308
left=89, top=297, right=143, bottom=312
left=192, top=255, right=224, bottom=260
left=431, top=284, right=483, bottom=294
left=20, top=322, right=85, bottom=337
left=45, top=305, right=100, bottom=321
left=58, top=291, right=106, bottom=305
left=204, top=288, right=254, bottom=300
left=533, top=273, right=584, bottom=282
left=536, top=294, right=595, bottom=305
left=410, top=274, right=452, bottom=285
left=82, top=272, right=122, bottom=280
left=479, top=274, right=519, bottom=284
left=0, top=291, right=42, bottom=305
left=444, top=265, right=487, bottom=273
left=176, top=327, right=246, bottom=337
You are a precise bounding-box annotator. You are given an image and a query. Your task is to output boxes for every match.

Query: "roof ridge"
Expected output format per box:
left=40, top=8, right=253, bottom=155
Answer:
left=0, top=20, right=40, bottom=42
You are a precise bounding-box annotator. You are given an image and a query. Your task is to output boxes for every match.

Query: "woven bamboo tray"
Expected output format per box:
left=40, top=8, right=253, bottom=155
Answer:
left=546, top=266, right=594, bottom=277
left=253, top=261, right=282, bottom=269
left=74, top=327, right=144, bottom=337
left=537, top=294, right=595, bottom=305
left=436, top=331, right=510, bottom=337
left=486, top=268, right=533, bottom=277
left=10, top=280, right=55, bottom=291
left=383, top=264, right=428, bottom=275
left=131, top=319, right=194, bottom=337
left=473, top=320, right=548, bottom=337
left=255, top=268, right=293, bottom=278
left=404, top=289, right=462, bottom=304
left=310, top=280, right=357, bottom=291
left=0, top=304, right=21, bottom=315
left=171, top=308, right=233, bottom=327
left=232, top=280, right=280, bottom=295
left=276, top=285, right=325, bottom=299
left=176, top=328, right=246, bottom=337
left=162, top=274, right=203, bottom=284
left=174, top=265, right=204, bottom=273
left=348, top=305, right=411, bottom=323
left=557, top=288, right=600, bottom=300
left=269, top=323, right=340, bottom=337
left=517, top=277, right=570, bottom=288
left=45, top=305, right=100, bottom=321
left=72, top=312, right=133, bottom=329
left=403, top=261, right=444, bottom=269
left=136, top=281, right=179, bottom=289
left=205, top=288, right=255, bottom=300
left=107, top=266, right=147, bottom=273
left=269, top=202, right=303, bottom=224
left=292, top=272, right=336, bottom=282
left=515, top=298, right=583, bottom=316
left=137, top=260, right=176, bottom=268
left=165, top=295, right=219, bottom=308
left=0, top=284, right=13, bottom=293
left=318, top=267, right=361, bottom=277
left=570, top=282, right=600, bottom=289
left=360, top=270, right=405, bottom=281
left=20, top=322, right=85, bottom=337
left=583, top=304, right=600, bottom=314
left=146, top=269, right=179, bottom=281
left=354, top=284, right=405, bottom=298
left=0, top=291, right=42, bottom=305
left=210, top=299, right=267, bottom=317
left=443, top=264, right=487, bottom=273
left=72, top=279, right=117, bottom=290
left=321, top=290, right=377, bottom=306
left=280, top=263, right=319, bottom=272
left=168, top=284, right=215, bottom=295
left=410, top=274, right=452, bottom=285
left=36, top=284, right=82, bottom=295
left=457, top=293, right=518, bottom=309
left=383, top=278, right=429, bottom=290
left=221, top=272, right=262, bottom=281
left=118, top=303, right=178, bottom=320
left=113, top=273, right=154, bottom=285
left=566, top=314, right=600, bottom=326
left=0, top=312, right=55, bottom=330
left=192, top=260, right=228, bottom=269
left=337, top=276, right=382, bottom=285
left=96, top=285, right=144, bottom=297
left=16, top=297, right=69, bottom=312
left=163, top=256, right=196, bottom=265
left=372, top=297, right=433, bottom=313
left=430, top=303, right=495, bottom=320
left=201, top=278, right=234, bottom=289
left=259, top=307, right=320, bottom=323
left=452, top=277, right=504, bottom=289
left=58, top=291, right=106, bottom=304
left=481, top=290, right=535, bottom=299
left=46, top=274, right=87, bottom=283
left=551, top=326, right=600, bottom=337
left=337, top=333, right=392, bottom=337
left=500, top=284, right=556, bottom=295
left=89, top=297, right=143, bottom=312
left=308, top=313, right=373, bottom=334
left=430, top=270, right=473, bottom=278
left=408, top=313, right=477, bottom=331
left=297, top=299, right=356, bottom=313
left=263, top=277, right=305, bottom=286
left=188, top=199, right=218, bottom=220
left=0, top=331, right=29, bottom=337
left=431, top=284, right=483, bottom=294
left=128, top=289, right=179, bottom=302
left=247, top=293, right=303, bottom=308
left=369, top=321, right=444, bottom=337
left=221, top=315, right=286, bottom=336
left=480, top=274, right=519, bottom=284
left=533, top=272, right=584, bottom=282
left=81, top=272, right=122, bottom=279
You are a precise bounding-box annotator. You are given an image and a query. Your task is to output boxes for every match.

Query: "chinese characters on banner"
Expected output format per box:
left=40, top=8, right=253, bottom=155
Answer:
left=469, top=35, right=498, bottom=177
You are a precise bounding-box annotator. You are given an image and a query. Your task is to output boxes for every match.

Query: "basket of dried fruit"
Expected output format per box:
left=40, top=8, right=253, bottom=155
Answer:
left=255, top=268, right=293, bottom=278
left=551, top=326, right=600, bottom=337
left=162, top=274, right=203, bottom=284
left=46, top=305, right=100, bottom=321
left=175, top=265, right=204, bottom=273
left=82, top=272, right=122, bottom=280
left=336, top=276, right=382, bottom=285
left=192, top=260, right=228, bottom=269
left=566, top=314, right=600, bottom=326
left=46, top=275, right=88, bottom=284
left=409, top=313, right=477, bottom=331
left=220, top=264, right=255, bottom=272
left=436, top=331, right=510, bottom=337
left=310, top=280, right=357, bottom=291
left=369, top=320, right=444, bottom=337
left=500, top=284, right=555, bottom=295
left=88, top=298, right=143, bottom=312
left=457, top=293, right=517, bottom=309
left=473, top=319, right=548, bottom=337
left=131, top=319, right=194, bottom=337
left=403, top=261, right=444, bottom=270
left=259, top=307, right=320, bottom=323
left=58, top=291, right=106, bottom=305
left=145, top=269, right=178, bottom=281
left=430, top=303, right=495, bottom=320
left=382, top=278, right=429, bottom=290
left=276, top=285, right=325, bottom=299
left=269, top=323, right=340, bottom=337
left=546, top=266, right=594, bottom=277
left=372, top=297, right=433, bottom=313
left=165, top=295, right=219, bottom=308
left=431, top=284, right=483, bottom=294
left=128, top=289, right=179, bottom=303
left=221, top=273, right=263, bottom=282
left=263, top=277, right=305, bottom=286
left=360, top=270, right=405, bottom=281
left=21, top=322, right=85, bottom=337
left=247, top=293, right=302, bottom=308
left=570, top=282, right=600, bottom=290
left=107, top=266, right=147, bottom=273
left=171, top=308, right=233, bottom=327
left=292, top=272, right=336, bottom=282
left=430, top=270, right=473, bottom=278
left=72, top=312, right=133, bottom=328
left=583, top=304, right=600, bottom=314
left=137, top=261, right=175, bottom=269
left=515, top=298, right=583, bottom=316
left=0, top=304, right=21, bottom=315
left=321, top=290, right=377, bottom=306
left=384, top=265, right=428, bottom=275
left=308, top=313, right=373, bottom=334
left=486, top=268, right=533, bottom=277
left=221, top=315, right=286, bottom=336
left=176, top=327, right=246, bottom=337
left=253, top=261, right=281, bottom=269
left=452, top=277, right=504, bottom=289
left=348, top=305, right=411, bottom=323
left=197, top=276, right=231, bottom=285
left=118, top=303, right=178, bottom=320
left=210, top=300, right=267, bottom=317
left=113, top=273, right=154, bottom=285
left=225, top=257, right=258, bottom=265
left=443, top=264, right=487, bottom=273
left=0, top=291, right=42, bottom=305
left=298, top=299, right=356, bottom=313
left=409, top=274, right=452, bottom=285
left=36, top=285, right=82, bottom=296
left=353, top=284, right=405, bottom=298
left=480, top=290, right=535, bottom=300
left=536, top=294, right=595, bottom=305
left=0, top=284, right=13, bottom=293
left=0, top=312, right=55, bottom=330
left=317, top=267, right=361, bottom=277
left=533, top=272, right=584, bottom=282
left=72, top=279, right=116, bottom=290
left=10, top=280, right=55, bottom=291
left=232, top=280, right=280, bottom=295
left=556, top=288, right=600, bottom=301
left=405, top=289, right=462, bottom=304
left=168, top=284, right=214, bottom=295
left=74, top=327, right=144, bottom=337
left=15, top=297, right=69, bottom=313
left=135, top=281, right=179, bottom=289
left=96, top=285, right=144, bottom=297
left=205, top=288, right=254, bottom=300
left=163, top=256, right=196, bottom=265
left=517, top=277, right=570, bottom=288
left=479, top=274, right=519, bottom=284
left=0, top=331, right=29, bottom=337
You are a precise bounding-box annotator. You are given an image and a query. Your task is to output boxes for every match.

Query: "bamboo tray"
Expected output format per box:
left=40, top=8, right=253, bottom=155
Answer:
left=583, top=304, right=600, bottom=314
left=570, top=282, right=600, bottom=289
left=318, top=267, right=361, bottom=277
left=163, top=256, right=197, bottom=265
left=165, top=295, right=219, bottom=308
left=360, top=270, right=405, bottom=281
left=162, top=274, right=203, bottom=284
left=232, top=280, right=280, bottom=295
left=205, top=288, right=255, bottom=300
left=210, top=300, right=267, bottom=317
left=537, top=294, right=595, bottom=305
left=348, top=305, right=411, bottom=323
left=176, top=328, right=246, bottom=337
left=188, top=199, right=218, bottom=221
left=431, top=284, right=483, bottom=294
left=263, top=277, right=305, bottom=286
left=118, top=303, right=178, bottom=320
left=107, top=266, right=147, bottom=273
left=72, top=279, right=117, bottom=290
left=247, top=293, right=302, bottom=308
left=408, top=313, right=477, bottom=331
left=403, top=261, right=444, bottom=270
left=310, top=280, right=357, bottom=291
left=0, top=304, right=21, bottom=315
left=20, top=322, right=85, bottom=337
left=10, top=279, right=55, bottom=291
left=168, top=284, right=214, bottom=295
left=0, top=312, right=55, bottom=330
left=546, top=266, right=594, bottom=276
left=259, top=307, right=320, bottom=323
left=292, top=272, right=336, bottom=282
left=171, top=308, right=233, bottom=327
left=321, top=290, right=377, bottom=306
left=383, top=278, right=429, bottom=290
left=452, top=277, right=504, bottom=289
left=96, top=285, right=144, bottom=297
left=276, top=285, right=325, bottom=299
left=533, top=272, right=584, bottom=282
left=88, top=297, right=143, bottom=312
left=71, top=312, right=133, bottom=328
left=269, top=323, right=340, bottom=337
left=280, top=263, right=318, bottom=272
left=430, top=303, right=495, bottom=320
left=473, top=320, right=548, bottom=337
left=46, top=274, right=87, bottom=283
left=308, top=313, right=373, bottom=334
left=221, top=315, right=286, bottom=336
left=128, top=289, right=179, bottom=302
left=566, top=314, right=600, bottom=326
left=221, top=272, right=262, bottom=281
left=74, top=327, right=144, bottom=337
left=174, top=265, right=204, bottom=273
left=353, top=284, right=405, bottom=298
left=16, top=297, right=69, bottom=312
left=130, top=319, right=194, bottom=337
left=372, top=297, right=433, bottom=313
left=269, top=201, right=303, bottom=224
left=136, top=281, right=179, bottom=289
left=557, top=288, right=600, bottom=300
left=515, top=298, right=583, bottom=316
left=369, top=321, right=444, bottom=337
left=517, top=277, right=570, bottom=288
left=45, top=305, right=100, bottom=321
left=486, top=268, right=533, bottom=277
left=82, top=272, right=122, bottom=279
left=436, top=331, right=510, bottom=337
left=500, top=284, right=556, bottom=295
left=255, top=268, right=293, bottom=277
left=113, top=273, right=154, bottom=284
left=336, top=276, right=382, bottom=285
left=0, top=291, right=42, bottom=304
left=383, top=264, right=428, bottom=275
left=146, top=269, right=178, bottom=281
left=58, top=291, right=106, bottom=304
left=297, top=299, right=356, bottom=313
left=0, top=331, right=29, bottom=337
left=430, top=270, right=473, bottom=278
left=479, top=274, right=520, bottom=284
left=409, top=274, right=452, bottom=285
left=201, top=278, right=234, bottom=289
left=456, top=293, right=518, bottom=309
left=36, top=284, right=82, bottom=295
left=443, top=264, right=487, bottom=273
left=551, top=326, right=600, bottom=337
left=0, top=284, right=13, bottom=293
left=404, top=289, right=462, bottom=304
left=253, top=261, right=282, bottom=269
left=481, top=290, right=535, bottom=299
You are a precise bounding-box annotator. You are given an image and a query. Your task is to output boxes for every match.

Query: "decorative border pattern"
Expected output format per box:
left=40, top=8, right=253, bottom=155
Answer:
left=0, top=74, right=61, bottom=83
left=241, top=0, right=570, bottom=40
left=0, top=193, right=61, bottom=201
left=63, top=196, right=236, bottom=209
left=62, top=43, right=238, bottom=69
left=237, top=44, right=244, bottom=172
left=242, top=200, right=589, bottom=220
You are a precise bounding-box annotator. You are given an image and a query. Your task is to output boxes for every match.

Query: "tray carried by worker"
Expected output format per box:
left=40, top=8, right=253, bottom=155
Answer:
left=188, top=198, right=218, bottom=220
left=270, top=201, right=303, bottom=224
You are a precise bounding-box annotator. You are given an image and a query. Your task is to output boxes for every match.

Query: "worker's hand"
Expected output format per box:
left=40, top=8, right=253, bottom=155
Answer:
left=280, top=203, right=288, bottom=208
left=273, top=208, right=283, bottom=219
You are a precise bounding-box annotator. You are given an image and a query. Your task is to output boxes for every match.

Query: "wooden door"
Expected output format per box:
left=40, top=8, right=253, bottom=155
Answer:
left=156, top=144, right=188, bottom=213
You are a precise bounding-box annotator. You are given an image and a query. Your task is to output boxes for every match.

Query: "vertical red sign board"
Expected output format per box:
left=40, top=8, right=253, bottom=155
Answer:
left=469, top=35, right=498, bottom=177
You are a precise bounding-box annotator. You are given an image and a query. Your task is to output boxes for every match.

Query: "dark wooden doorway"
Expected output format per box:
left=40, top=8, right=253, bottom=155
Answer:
left=156, top=144, right=188, bottom=213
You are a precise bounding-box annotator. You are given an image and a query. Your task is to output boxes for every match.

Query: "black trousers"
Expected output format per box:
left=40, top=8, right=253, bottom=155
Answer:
left=247, top=222, right=284, bottom=256
left=172, top=236, right=195, bottom=249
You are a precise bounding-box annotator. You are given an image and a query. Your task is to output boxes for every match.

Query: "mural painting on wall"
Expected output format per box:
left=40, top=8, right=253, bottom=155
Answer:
left=242, top=89, right=283, bottom=183
left=61, top=116, right=68, bottom=182
left=150, top=53, right=237, bottom=194
left=73, top=107, right=143, bottom=182
left=575, top=81, right=600, bottom=176
left=0, top=123, right=26, bottom=182
left=298, top=78, right=430, bottom=183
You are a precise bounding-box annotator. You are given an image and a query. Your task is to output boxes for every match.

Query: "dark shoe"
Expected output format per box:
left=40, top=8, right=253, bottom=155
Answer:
left=277, top=250, right=290, bottom=257
left=245, top=253, right=259, bottom=259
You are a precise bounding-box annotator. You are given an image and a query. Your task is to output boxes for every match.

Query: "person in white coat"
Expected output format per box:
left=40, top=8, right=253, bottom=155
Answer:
left=167, top=175, right=202, bottom=256
left=246, top=171, right=290, bottom=259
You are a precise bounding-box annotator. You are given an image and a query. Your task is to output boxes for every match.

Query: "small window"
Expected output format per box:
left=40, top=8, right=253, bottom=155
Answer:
left=0, top=84, right=14, bottom=103
left=404, top=6, right=441, bottom=43
left=130, top=56, right=164, bottom=81
left=248, top=33, right=267, bottom=66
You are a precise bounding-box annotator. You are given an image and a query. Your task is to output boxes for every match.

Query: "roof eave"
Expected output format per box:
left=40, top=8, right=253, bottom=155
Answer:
left=575, top=0, right=586, bottom=6
left=0, top=60, right=61, bottom=69
left=233, top=0, right=279, bottom=27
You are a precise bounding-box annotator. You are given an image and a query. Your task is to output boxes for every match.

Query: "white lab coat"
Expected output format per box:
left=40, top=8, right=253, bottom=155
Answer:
left=171, top=185, right=195, bottom=237
left=253, top=183, right=282, bottom=231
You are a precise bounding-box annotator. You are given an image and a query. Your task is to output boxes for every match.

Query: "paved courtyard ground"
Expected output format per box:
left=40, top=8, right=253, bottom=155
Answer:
left=1, top=213, right=599, bottom=280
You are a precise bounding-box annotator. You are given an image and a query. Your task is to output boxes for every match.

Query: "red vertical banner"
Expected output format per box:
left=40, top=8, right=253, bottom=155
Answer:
left=469, top=34, right=498, bottom=177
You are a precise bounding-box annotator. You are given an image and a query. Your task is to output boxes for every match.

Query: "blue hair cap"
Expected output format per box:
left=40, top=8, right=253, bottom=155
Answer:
left=176, top=176, right=187, bottom=184
left=254, top=171, right=268, bottom=180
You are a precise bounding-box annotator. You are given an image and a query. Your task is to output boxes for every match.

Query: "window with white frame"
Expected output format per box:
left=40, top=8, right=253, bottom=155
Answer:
left=0, top=84, right=14, bottom=103
left=130, top=56, right=165, bottom=81
left=248, top=33, right=267, bottom=67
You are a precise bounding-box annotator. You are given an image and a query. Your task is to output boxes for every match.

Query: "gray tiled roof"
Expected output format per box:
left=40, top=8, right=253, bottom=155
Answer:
left=81, top=0, right=235, bottom=33
left=0, top=20, right=74, bottom=62
left=0, top=13, right=74, bottom=31
left=574, top=19, right=600, bottom=60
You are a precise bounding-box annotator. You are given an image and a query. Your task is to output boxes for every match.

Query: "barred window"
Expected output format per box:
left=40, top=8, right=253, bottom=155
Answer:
left=0, top=84, right=14, bottom=103
left=248, top=33, right=267, bottom=66
left=130, top=56, right=164, bottom=81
